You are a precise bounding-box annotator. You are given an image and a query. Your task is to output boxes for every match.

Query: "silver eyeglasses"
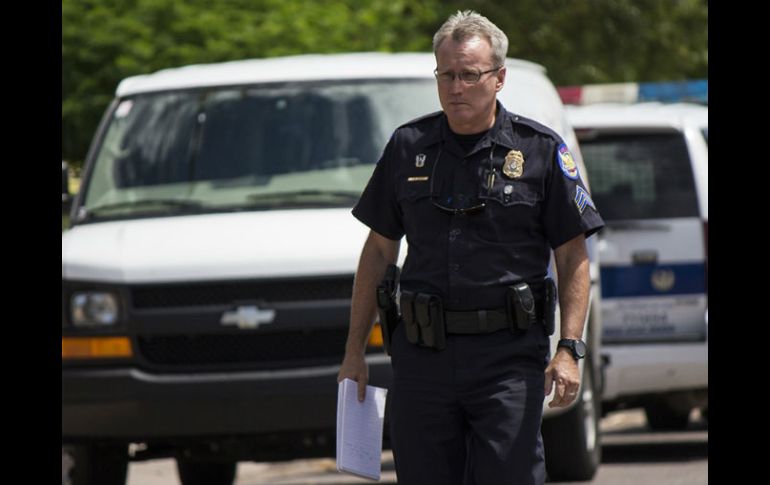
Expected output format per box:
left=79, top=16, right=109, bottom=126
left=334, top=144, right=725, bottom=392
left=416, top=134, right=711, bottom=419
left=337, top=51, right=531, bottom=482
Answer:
left=433, top=66, right=502, bottom=85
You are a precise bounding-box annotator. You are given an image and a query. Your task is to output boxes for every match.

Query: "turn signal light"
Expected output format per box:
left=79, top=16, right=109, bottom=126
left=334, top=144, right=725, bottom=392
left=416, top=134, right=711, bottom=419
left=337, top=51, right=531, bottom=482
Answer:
left=62, top=337, right=133, bottom=359
left=368, top=323, right=384, bottom=348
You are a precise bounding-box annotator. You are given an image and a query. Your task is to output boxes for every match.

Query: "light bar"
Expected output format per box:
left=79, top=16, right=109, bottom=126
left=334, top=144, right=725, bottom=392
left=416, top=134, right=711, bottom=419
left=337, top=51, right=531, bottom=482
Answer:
left=558, top=79, right=707, bottom=106
left=638, top=80, right=708, bottom=104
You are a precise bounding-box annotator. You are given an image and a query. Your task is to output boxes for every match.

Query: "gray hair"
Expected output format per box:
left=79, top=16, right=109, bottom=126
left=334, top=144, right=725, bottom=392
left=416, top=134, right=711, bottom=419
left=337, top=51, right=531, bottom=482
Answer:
left=433, top=10, right=509, bottom=68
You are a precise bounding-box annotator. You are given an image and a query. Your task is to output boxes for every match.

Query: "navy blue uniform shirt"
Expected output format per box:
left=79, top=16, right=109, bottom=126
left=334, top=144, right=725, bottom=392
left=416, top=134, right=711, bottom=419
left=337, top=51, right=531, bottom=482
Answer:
left=353, top=101, right=604, bottom=311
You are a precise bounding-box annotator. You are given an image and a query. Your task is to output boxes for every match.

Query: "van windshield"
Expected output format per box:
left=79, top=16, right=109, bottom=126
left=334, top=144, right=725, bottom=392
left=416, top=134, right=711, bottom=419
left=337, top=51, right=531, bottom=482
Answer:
left=80, top=79, right=438, bottom=221
left=578, top=131, right=699, bottom=220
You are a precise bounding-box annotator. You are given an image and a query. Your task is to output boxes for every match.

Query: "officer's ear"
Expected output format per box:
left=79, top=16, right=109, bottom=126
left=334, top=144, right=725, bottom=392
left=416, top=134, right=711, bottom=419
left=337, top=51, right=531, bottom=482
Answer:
left=495, top=66, right=506, bottom=92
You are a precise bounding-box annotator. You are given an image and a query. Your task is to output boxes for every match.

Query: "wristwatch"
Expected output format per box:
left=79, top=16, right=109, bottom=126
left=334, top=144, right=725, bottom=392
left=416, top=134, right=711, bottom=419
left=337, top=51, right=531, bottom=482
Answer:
left=557, top=339, right=587, bottom=360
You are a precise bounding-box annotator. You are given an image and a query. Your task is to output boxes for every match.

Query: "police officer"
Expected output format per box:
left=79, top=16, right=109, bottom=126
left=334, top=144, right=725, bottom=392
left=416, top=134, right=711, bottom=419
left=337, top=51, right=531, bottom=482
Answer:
left=338, top=10, right=604, bottom=485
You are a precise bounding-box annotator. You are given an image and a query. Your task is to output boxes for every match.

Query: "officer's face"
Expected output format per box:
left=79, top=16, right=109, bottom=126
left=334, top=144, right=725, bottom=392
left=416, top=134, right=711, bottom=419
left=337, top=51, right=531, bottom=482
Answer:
left=435, top=36, right=506, bottom=135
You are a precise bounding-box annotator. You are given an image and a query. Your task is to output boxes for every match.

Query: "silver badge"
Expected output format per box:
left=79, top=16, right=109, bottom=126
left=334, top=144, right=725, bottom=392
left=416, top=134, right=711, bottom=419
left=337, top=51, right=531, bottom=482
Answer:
left=415, top=153, right=426, bottom=167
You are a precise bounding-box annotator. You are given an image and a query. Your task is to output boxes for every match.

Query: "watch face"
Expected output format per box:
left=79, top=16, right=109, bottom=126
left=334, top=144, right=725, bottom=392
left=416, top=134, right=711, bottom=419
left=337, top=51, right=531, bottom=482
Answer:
left=559, top=339, right=587, bottom=359
left=574, top=340, right=587, bottom=358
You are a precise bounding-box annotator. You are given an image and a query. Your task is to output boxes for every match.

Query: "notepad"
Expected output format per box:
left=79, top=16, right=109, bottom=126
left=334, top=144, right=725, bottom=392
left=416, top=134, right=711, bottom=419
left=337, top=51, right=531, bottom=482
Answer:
left=336, top=378, right=388, bottom=481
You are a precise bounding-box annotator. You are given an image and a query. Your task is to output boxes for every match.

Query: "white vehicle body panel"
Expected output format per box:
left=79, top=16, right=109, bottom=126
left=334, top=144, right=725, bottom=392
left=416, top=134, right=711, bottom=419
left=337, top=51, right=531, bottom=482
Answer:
left=62, top=209, right=372, bottom=283
left=601, top=343, right=708, bottom=400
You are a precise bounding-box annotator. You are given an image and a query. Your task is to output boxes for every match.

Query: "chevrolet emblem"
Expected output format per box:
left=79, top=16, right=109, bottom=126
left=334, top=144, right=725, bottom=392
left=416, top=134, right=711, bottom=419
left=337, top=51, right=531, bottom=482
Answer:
left=220, top=305, right=276, bottom=330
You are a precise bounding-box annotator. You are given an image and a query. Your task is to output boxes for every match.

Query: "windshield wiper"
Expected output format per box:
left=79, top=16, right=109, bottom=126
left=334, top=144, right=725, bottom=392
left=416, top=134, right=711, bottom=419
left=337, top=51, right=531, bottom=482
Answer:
left=83, top=198, right=206, bottom=218
left=245, top=190, right=361, bottom=206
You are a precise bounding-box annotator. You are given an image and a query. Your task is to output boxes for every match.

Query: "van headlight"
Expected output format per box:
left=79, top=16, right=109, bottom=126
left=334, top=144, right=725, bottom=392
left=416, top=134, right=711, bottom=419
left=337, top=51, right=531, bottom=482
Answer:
left=71, top=292, right=120, bottom=327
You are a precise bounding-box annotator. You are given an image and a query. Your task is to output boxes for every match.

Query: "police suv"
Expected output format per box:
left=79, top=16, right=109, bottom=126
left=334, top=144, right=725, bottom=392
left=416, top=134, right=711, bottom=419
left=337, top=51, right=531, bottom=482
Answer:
left=566, top=101, right=708, bottom=429
left=62, top=53, right=603, bottom=484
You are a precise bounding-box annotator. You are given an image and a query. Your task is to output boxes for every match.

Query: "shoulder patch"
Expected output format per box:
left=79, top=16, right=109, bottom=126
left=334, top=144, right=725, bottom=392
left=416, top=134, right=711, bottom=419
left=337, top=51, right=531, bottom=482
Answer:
left=557, top=144, right=580, bottom=180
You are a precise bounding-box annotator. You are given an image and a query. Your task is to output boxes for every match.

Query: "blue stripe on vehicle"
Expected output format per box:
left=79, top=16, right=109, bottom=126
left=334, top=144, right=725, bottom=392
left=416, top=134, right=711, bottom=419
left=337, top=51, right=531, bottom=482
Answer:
left=600, top=263, right=705, bottom=298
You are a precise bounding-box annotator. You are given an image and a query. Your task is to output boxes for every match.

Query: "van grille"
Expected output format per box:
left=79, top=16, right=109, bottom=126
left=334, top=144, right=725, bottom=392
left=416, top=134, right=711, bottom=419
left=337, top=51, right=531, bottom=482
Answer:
left=131, top=276, right=354, bottom=309
left=137, top=328, right=350, bottom=370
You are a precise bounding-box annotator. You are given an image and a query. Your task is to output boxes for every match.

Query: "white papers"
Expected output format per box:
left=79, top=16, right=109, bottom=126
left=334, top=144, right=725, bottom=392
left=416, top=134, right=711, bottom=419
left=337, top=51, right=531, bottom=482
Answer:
left=336, top=378, right=388, bottom=481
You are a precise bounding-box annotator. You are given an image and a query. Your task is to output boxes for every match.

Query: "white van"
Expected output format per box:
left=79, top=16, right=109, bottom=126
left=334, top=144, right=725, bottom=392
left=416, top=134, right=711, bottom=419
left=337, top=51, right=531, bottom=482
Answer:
left=62, top=52, right=602, bottom=484
left=567, top=102, right=708, bottom=429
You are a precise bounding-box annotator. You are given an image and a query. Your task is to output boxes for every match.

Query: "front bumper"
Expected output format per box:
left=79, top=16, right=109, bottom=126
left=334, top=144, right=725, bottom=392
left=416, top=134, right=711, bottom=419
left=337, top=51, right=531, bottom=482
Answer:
left=62, top=354, right=392, bottom=441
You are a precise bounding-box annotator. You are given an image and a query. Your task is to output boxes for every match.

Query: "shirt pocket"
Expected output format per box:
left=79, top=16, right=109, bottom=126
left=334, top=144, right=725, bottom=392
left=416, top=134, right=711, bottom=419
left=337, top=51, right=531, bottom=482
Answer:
left=396, top=180, right=434, bottom=235
left=479, top=180, right=541, bottom=207
left=474, top=180, right=543, bottom=243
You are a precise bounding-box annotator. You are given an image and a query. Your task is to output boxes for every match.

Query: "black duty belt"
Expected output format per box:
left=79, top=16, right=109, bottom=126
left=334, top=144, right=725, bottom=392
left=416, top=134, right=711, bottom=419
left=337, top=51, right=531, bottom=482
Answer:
left=444, top=309, right=510, bottom=334
left=393, top=281, right=556, bottom=350
left=444, top=300, right=545, bottom=334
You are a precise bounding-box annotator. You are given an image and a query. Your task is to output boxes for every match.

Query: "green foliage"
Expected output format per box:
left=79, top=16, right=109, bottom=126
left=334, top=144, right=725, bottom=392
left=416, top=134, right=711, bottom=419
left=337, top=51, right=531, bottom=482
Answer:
left=445, top=0, right=708, bottom=85
left=62, top=0, right=446, bottom=164
left=62, top=0, right=707, bottom=165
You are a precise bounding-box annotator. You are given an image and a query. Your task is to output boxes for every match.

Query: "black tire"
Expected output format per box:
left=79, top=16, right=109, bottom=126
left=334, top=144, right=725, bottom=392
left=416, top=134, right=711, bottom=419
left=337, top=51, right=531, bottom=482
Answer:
left=644, top=400, right=691, bottom=431
left=66, top=444, right=128, bottom=485
left=176, top=458, right=237, bottom=485
left=541, top=356, right=601, bottom=482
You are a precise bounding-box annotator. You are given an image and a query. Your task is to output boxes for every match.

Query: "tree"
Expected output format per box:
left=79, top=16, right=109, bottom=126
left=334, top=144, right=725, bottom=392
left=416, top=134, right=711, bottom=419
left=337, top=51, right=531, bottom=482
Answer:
left=62, top=0, right=445, bottom=164
left=62, top=0, right=707, bottom=165
left=444, top=0, right=707, bottom=85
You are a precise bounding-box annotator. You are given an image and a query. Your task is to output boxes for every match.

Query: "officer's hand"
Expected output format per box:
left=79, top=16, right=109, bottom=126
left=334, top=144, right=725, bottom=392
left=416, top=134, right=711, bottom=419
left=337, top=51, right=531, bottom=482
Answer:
left=544, top=349, right=581, bottom=408
left=337, top=353, right=369, bottom=402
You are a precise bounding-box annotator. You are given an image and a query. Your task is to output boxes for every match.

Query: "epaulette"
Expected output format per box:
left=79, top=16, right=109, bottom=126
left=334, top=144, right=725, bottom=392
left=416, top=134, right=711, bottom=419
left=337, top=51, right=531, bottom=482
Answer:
left=508, top=112, right=564, bottom=143
left=397, top=110, right=443, bottom=130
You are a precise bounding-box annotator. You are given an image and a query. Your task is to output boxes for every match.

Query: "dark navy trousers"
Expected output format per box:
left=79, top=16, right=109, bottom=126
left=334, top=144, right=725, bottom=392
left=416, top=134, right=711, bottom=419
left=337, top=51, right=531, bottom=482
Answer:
left=388, top=321, right=549, bottom=485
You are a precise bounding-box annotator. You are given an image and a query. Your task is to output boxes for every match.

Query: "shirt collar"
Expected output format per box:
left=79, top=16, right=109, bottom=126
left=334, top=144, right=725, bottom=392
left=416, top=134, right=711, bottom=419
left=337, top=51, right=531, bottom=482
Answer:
left=488, top=101, right=517, bottom=150
left=421, top=100, right=517, bottom=157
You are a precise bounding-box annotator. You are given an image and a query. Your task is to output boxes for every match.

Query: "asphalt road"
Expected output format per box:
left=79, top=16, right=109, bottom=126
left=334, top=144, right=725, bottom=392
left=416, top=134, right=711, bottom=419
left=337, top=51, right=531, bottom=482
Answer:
left=120, top=408, right=707, bottom=485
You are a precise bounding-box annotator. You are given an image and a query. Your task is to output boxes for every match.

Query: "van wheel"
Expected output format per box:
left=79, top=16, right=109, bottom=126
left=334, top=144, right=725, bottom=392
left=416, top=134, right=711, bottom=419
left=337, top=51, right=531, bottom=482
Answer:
left=66, top=443, right=128, bottom=485
left=176, top=458, right=236, bottom=485
left=541, top=356, right=601, bottom=482
left=644, top=400, right=691, bottom=430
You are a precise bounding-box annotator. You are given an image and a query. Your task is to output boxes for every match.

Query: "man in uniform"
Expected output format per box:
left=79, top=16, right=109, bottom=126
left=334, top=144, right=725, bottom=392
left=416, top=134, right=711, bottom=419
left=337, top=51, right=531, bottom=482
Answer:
left=337, top=10, right=604, bottom=485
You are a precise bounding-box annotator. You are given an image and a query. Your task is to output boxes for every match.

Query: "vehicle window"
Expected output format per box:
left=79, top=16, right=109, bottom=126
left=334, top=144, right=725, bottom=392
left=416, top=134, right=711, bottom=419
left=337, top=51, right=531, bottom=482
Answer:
left=82, top=79, right=438, bottom=219
left=578, top=132, right=699, bottom=220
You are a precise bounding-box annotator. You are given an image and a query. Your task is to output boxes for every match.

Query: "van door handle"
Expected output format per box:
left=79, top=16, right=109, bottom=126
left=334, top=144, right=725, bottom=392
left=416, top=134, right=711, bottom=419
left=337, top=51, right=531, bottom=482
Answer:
left=632, top=250, right=658, bottom=265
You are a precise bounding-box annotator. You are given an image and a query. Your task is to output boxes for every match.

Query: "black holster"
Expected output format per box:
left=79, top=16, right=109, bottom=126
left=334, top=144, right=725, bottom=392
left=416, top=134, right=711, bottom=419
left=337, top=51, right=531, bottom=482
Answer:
left=375, top=264, right=400, bottom=355
left=506, top=282, right=537, bottom=331
left=399, top=291, right=446, bottom=350
left=505, top=278, right=558, bottom=334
